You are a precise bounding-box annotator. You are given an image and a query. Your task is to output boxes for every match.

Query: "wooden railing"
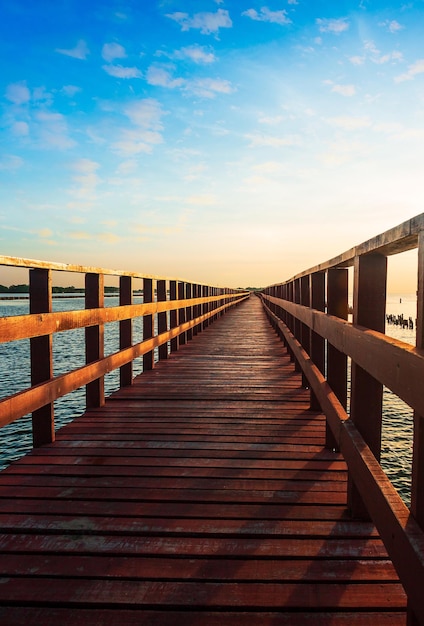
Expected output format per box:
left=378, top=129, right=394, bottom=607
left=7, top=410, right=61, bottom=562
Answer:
left=0, top=256, right=249, bottom=447
left=260, top=213, right=424, bottom=625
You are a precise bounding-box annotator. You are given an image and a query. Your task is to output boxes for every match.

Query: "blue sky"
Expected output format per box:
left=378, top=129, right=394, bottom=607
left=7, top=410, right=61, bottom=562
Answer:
left=1, top=0, right=423, bottom=289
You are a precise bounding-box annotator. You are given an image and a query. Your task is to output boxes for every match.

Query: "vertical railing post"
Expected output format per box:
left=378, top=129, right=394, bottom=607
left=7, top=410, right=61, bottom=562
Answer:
left=119, top=275, right=133, bottom=388
left=186, top=283, right=193, bottom=341
left=349, top=253, right=387, bottom=519
left=293, top=279, right=301, bottom=373
left=410, top=230, right=424, bottom=626
left=85, top=272, right=105, bottom=409
left=286, top=282, right=295, bottom=362
left=169, top=280, right=178, bottom=352
left=157, top=279, right=168, bottom=360
left=143, top=278, right=154, bottom=371
left=327, top=268, right=348, bottom=450
left=30, top=268, right=54, bottom=447
left=203, top=286, right=209, bottom=330
left=300, top=275, right=310, bottom=388
left=178, top=282, right=186, bottom=345
left=310, top=272, right=325, bottom=411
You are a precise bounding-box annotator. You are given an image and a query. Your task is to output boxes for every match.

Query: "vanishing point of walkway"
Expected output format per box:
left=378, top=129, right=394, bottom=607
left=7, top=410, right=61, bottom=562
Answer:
left=0, top=296, right=406, bottom=624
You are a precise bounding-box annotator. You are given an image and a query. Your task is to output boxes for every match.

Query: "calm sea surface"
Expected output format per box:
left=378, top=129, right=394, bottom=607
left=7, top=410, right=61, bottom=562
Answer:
left=0, top=293, right=417, bottom=505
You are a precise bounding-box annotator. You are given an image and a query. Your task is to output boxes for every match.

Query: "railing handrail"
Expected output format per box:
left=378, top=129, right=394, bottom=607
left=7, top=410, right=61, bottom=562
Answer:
left=260, top=211, right=424, bottom=625
left=267, top=213, right=423, bottom=286
left=0, top=258, right=249, bottom=447
left=0, top=254, right=245, bottom=291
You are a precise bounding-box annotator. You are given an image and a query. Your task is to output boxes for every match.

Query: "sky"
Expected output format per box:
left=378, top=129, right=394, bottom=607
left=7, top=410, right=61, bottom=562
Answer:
left=1, top=0, right=424, bottom=290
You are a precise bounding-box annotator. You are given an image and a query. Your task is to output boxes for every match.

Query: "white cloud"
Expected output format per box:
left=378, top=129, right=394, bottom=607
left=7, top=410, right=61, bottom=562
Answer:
left=146, top=66, right=184, bottom=88
left=362, top=40, right=403, bottom=65
left=327, top=115, right=371, bottom=130
left=102, top=65, right=142, bottom=79
left=187, top=77, right=234, bottom=98
left=116, top=160, right=138, bottom=176
left=36, top=111, right=76, bottom=149
left=246, top=133, right=301, bottom=147
left=331, top=83, right=356, bottom=96
left=56, top=39, right=89, bottom=60
left=316, top=18, right=349, bottom=34
left=62, top=85, right=81, bottom=97
left=242, top=7, right=292, bottom=25
left=166, top=9, right=232, bottom=35
left=11, top=121, right=29, bottom=136
left=113, top=99, right=166, bottom=156
left=5, top=82, right=31, bottom=105
left=379, top=19, right=404, bottom=33
left=124, top=99, right=165, bottom=129
left=350, top=55, right=365, bottom=66
left=173, top=45, right=216, bottom=64
left=258, top=115, right=284, bottom=125
left=0, top=155, right=24, bottom=171
left=185, top=194, right=216, bottom=206
left=102, top=42, right=127, bottom=62
left=395, top=58, right=424, bottom=82
left=69, top=159, right=101, bottom=201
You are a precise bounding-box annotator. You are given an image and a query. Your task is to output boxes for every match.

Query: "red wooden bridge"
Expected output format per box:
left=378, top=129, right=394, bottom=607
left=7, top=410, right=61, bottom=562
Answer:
left=1, top=214, right=424, bottom=625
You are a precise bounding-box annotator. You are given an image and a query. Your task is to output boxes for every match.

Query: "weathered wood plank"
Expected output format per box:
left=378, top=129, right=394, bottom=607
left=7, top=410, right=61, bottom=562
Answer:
left=0, top=295, right=406, bottom=623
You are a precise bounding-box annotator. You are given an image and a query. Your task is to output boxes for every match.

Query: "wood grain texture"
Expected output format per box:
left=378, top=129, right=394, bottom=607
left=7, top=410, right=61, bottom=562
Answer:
left=0, top=296, right=406, bottom=625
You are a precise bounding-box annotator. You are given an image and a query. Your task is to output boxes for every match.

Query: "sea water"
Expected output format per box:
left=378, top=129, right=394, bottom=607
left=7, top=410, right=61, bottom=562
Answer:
left=0, top=294, right=418, bottom=505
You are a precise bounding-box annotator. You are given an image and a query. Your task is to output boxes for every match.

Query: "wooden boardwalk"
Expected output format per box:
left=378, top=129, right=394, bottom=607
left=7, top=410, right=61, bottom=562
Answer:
left=0, top=296, right=406, bottom=625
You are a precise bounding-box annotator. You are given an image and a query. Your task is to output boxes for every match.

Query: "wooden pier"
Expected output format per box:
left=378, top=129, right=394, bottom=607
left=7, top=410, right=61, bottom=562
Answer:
left=0, top=296, right=406, bottom=624
left=2, top=214, right=424, bottom=624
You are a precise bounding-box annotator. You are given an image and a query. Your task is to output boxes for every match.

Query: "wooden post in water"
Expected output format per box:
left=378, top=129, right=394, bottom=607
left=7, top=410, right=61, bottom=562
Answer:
left=119, top=275, right=132, bottom=388
left=349, top=253, right=387, bottom=519
left=157, top=279, right=168, bottom=360
left=30, top=268, right=54, bottom=447
left=310, top=272, right=325, bottom=412
left=327, top=268, right=348, bottom=450
left=143, top=278, right=153, bottom=371
left=85, top=272, right=105, bottom=408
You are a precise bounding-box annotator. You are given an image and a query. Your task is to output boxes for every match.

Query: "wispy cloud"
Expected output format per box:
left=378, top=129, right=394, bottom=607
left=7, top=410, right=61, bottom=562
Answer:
left=245, top=133, right=301, bottom=147
left=331, top=84, right=356, bottom=96
left=316, top=17, right=349, bottom=34
left=69, top=159, right=101, bottom=201
left=11, top=121, right=29, bottom=136
left=242, top=7, right=292, bottom=25
left=166, top=9, right=232, bottom=35
left=379, top=19, right=404, bottom=33
left=327, top=116, right=371, bottom=130
left=36, top=111, right=76, bottom=149
left=146, top=65, right=184, bottom=88
left=56, top=39, right=89, bottom=60
left=0, top=155, right=24, bottom=171
left=103, top=65, right=142, bottom=79
left=5, top=82, right=31, bottom=105
left=171, top=45, right=216, bottom=64
left=188, top=77, right=234, bottom=98
left=102, top=42, right=127, bottom=62
left=395, top=58, right=424, bottom=82
left=61, top=85, right=81, bottom=97
left=112, top=99, right=166, bottom=156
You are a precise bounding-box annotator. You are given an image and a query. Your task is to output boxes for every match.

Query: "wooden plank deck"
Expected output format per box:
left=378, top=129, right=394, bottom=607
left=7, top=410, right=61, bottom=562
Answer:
left=0, top=296, right=406, bottom=625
